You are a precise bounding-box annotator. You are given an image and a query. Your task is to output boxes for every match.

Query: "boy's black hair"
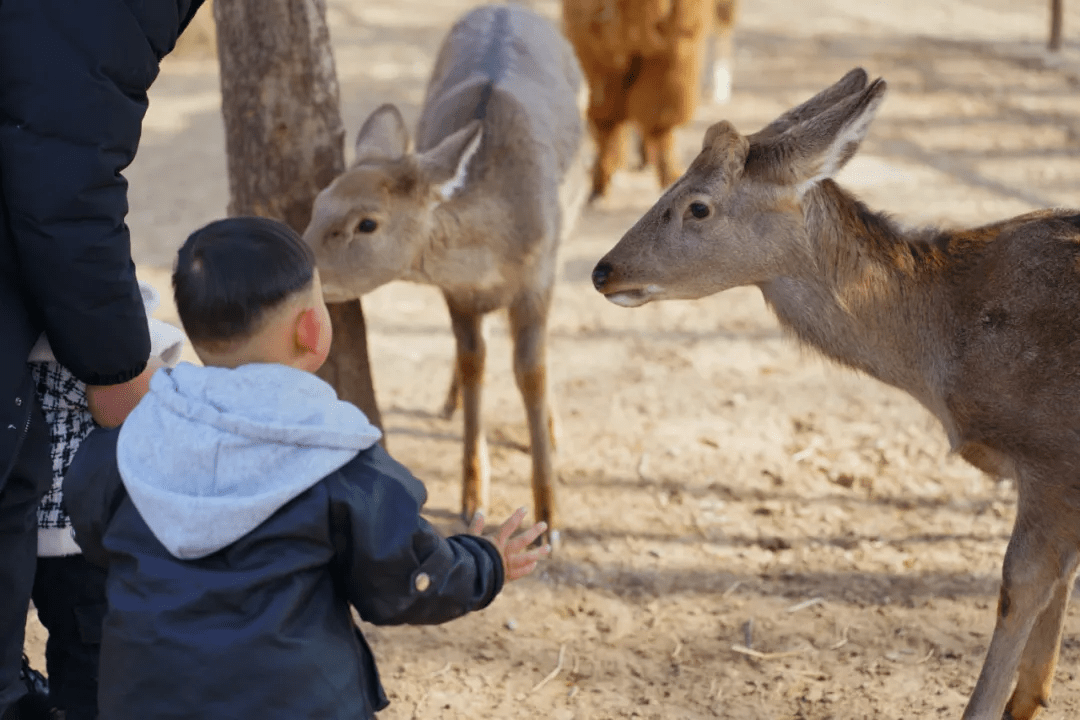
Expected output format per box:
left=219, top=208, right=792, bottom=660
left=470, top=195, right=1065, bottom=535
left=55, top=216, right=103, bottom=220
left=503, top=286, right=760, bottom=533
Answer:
left=173, top=216, right=316, bottom=346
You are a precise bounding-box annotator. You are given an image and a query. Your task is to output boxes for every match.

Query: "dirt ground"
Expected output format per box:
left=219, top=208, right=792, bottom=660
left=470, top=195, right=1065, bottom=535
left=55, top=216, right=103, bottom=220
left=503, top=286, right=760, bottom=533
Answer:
left=24, top=0, right=1080, bottom=717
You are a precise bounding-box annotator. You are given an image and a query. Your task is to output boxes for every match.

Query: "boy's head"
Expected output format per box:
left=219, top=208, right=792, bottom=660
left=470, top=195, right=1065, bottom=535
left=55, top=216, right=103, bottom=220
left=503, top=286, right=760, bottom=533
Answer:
left=173, top=216, right=332, bottom=372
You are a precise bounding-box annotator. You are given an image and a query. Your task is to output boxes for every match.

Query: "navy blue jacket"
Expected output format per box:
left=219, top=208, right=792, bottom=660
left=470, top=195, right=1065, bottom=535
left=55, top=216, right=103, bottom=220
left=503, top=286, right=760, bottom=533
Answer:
left=0, top=0, right=204, bottom=483
left=65, top=427, right=505, bottom=720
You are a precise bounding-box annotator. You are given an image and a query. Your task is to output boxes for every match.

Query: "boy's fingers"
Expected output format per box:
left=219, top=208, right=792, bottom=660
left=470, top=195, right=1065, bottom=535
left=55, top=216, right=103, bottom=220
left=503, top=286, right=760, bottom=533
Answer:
left=507, top=559, right=539, bottom=581
left=468, top=512, right=485, bottom=535
left=505, top=521, right=548, bottom=555
left=496, top=507, right=528, bottom=545
left=516, top=521, right=548, bottom=549
left=507, top=545, right=550, bottom=572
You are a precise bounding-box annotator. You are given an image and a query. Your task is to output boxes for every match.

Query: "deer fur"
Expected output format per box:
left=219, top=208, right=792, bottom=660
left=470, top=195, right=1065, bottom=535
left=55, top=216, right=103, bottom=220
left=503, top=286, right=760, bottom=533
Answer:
left=562, top=0, right=712, bottom=199
left=592, top=67, right=1080, bottom=720
left=303, top=4, right=589, bottom=543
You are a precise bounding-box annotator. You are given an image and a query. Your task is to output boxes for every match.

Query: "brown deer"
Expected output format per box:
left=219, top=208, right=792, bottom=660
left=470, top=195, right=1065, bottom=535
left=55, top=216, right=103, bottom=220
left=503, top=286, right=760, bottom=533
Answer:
left=592, top=68, right=1080, bottom=720
left=303, top=4, right=589, bottom=545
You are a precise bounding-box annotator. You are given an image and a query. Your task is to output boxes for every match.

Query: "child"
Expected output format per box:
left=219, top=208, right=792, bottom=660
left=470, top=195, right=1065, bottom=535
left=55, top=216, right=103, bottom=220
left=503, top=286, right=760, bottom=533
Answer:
left=64, top=216, right=550, bottom=719
left=25, top=282, right=185, bottom=720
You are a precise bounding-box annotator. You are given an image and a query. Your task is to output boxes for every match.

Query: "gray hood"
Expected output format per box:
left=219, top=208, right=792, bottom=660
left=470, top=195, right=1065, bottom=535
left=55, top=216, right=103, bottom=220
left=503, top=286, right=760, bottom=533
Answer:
left=117, top=362, right=382, bottom=559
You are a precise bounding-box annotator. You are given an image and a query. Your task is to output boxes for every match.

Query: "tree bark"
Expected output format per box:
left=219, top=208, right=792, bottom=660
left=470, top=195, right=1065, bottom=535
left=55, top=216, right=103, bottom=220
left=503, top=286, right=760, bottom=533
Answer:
left=213, top=0, right=383, bottom=435
left=1049, top=0, right=1064, bottom=51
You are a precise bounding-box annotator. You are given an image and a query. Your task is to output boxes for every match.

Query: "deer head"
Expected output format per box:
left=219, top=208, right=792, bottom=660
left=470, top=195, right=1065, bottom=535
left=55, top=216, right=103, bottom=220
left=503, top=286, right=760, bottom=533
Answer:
left=303, top=103, right=483, bottom=301
left=591, top=68, right=888, bottom=306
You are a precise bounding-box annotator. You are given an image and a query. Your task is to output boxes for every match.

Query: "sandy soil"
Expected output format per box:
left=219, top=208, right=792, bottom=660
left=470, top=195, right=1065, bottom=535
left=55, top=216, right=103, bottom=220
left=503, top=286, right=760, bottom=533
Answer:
left=25, top=0, right=1080, bottom=717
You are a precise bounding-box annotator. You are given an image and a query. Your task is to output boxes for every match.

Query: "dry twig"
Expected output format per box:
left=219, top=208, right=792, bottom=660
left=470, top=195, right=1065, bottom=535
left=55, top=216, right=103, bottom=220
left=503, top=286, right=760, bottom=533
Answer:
left=530, top=644, right=567, bottom=693
left=731, top=644, right=807, bottom=660
left=785, top=596, right=825, bottom=614
left=829, top=625, right=850, bottom=651
left=428, top=662, right=452, bottom=678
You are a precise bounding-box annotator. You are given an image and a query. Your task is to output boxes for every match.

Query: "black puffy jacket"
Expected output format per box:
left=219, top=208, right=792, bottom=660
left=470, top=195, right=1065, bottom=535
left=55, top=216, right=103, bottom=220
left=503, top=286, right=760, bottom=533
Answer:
left=0, top=0, right=205, bottom=483
left=65, top=427, right=505, bottom=720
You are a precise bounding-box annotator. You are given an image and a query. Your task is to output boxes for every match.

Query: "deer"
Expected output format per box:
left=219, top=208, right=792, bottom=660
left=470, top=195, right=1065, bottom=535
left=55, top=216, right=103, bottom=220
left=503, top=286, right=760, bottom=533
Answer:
left=591, top=67, right=1080, bottom=720
left=303, top=4, right=589, bottom=547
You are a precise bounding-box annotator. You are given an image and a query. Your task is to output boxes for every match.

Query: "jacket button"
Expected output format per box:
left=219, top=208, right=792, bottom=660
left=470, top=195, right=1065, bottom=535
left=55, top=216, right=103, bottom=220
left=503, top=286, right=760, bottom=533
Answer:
left=14, top=397, right=21, bottom=406
left=414, top=572, right=431, bottom=592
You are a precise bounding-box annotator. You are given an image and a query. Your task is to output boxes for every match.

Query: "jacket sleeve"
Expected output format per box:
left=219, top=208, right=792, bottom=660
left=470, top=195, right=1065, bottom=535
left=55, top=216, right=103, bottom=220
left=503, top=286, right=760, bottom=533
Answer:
left=63, top=426, right=127, bottom=568
left=0, top=0, right=173, bottom=385
left=329, top=446, right=505, bottom=626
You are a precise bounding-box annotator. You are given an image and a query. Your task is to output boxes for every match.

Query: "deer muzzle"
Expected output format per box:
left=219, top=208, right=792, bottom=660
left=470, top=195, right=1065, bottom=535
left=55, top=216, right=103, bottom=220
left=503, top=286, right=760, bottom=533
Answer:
left=592, top=260, right=660, bottom=307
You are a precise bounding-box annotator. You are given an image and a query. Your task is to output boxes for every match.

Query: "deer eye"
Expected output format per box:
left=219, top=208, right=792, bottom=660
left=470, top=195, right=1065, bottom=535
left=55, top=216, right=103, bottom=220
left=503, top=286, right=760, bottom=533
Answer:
left=356, top=218, right=378, bottom=234
left=689, top=202, right=710, bottom=220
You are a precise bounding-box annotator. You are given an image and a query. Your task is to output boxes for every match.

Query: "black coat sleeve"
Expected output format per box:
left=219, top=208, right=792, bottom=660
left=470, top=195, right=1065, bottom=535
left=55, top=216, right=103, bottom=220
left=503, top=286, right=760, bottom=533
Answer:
left=63, top=426, right=127, bottom=568
left=0, top=0, right=203, bottom=385
left=328, top=446, right=505, bottom=626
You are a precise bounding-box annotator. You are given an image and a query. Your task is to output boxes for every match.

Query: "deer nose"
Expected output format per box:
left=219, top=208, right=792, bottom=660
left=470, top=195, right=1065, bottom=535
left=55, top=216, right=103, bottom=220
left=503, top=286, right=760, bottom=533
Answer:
left=592, top=261, right=612, bottom=291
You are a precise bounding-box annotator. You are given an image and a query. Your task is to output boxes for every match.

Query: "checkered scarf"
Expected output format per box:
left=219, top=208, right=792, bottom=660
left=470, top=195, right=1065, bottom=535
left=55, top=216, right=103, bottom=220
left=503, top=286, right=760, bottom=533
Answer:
left=29, top=361, right=94, bottom=541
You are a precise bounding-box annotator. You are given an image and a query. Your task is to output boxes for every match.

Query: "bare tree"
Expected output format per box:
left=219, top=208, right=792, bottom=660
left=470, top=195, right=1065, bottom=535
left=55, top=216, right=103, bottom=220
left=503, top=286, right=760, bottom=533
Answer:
left=213, top=0, right=383, bottom=433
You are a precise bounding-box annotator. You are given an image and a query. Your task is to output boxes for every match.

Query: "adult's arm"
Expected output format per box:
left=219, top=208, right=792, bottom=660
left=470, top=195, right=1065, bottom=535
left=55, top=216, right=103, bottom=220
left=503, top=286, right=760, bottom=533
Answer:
left=0, top=0, right=200, bottom=385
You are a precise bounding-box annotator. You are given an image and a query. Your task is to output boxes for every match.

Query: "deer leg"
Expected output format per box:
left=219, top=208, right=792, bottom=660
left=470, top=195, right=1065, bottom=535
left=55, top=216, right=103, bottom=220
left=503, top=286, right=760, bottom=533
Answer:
left=508, top=295, right=558, bottom=547
left=587, top=70, right=629, bottom=201
left=1005, top=555, right=1079, bottom=720
left=643, top=128, right=679, bottom=190
left=963, top=499, right=1074, bottom=720
left=633, top=130, right=649, bottom=172
left=447, top=305, right=489, bottom=525
left=589, top=117, right=627, bottom=201
left=703, top=30, right=734, bottom=104
left=703, top=0, right=738, bottom=104
left=439, top=366, right=460, bottom=420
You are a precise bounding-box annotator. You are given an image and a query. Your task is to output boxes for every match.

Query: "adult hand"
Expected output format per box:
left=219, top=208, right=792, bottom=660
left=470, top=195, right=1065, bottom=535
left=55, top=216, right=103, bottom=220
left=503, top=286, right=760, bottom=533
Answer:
left=469, top=507, right=550, bottom=581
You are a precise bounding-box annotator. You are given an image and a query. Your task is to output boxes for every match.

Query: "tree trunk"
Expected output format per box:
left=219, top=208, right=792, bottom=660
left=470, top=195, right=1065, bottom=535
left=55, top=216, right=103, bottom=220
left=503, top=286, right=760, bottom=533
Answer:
left=213, top=0, right=383, bottom=435
left=1049, top=0, right=1064, bottom=51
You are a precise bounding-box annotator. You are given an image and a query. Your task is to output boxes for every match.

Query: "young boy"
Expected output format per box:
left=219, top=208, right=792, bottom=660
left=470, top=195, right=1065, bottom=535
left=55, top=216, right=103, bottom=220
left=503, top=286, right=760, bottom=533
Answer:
left=63, top=216, right=549, bottom=719
left=25, top=282, right=185, bottom=720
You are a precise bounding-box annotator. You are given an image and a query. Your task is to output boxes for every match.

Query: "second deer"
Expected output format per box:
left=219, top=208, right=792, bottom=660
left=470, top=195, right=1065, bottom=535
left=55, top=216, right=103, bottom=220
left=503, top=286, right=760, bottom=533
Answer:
left=304, top=4, right=589, bottom=545
left=592, top=68, right=1080, bottom=720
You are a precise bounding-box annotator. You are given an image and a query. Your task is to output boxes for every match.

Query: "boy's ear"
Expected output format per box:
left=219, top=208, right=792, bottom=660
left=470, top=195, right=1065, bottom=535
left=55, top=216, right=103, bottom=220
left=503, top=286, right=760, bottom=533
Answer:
left=295, top=307, right=323, bottom=354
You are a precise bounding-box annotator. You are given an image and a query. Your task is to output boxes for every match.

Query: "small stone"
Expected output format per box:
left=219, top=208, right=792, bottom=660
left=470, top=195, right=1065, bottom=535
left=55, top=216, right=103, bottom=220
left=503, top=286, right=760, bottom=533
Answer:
left=505, top=619, right=518, bottom=631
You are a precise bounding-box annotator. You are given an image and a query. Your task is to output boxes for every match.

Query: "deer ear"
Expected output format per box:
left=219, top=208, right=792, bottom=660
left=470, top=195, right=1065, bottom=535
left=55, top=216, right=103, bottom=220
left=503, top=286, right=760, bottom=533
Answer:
left=701, top=121, right=749, bottom=181
left=749, top=67, right=869, bottom=142
left=418, top=121, right=484, bottom=201
left=354, top=104, right=409, bottom=165
left=750, top=78, right=887, bottom=195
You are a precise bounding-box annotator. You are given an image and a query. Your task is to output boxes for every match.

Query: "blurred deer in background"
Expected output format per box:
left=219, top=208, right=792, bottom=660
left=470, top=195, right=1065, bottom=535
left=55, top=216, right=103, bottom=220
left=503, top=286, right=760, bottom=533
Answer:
left=593, top=67, right=1080, bottom=720
left=304, top=4, right=589, bottom=545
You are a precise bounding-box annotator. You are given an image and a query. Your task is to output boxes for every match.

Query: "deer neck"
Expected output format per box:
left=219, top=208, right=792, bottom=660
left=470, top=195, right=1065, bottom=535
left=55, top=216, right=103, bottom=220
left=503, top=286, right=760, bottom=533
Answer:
left=408, top=193, right=507, bottom=290
left=759, top=180, right=947, bottom=410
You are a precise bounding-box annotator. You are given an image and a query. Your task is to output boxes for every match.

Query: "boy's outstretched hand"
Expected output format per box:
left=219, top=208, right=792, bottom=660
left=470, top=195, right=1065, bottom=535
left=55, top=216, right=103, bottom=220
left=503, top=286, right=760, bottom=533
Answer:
left=469, top=507, right=550, bottom=581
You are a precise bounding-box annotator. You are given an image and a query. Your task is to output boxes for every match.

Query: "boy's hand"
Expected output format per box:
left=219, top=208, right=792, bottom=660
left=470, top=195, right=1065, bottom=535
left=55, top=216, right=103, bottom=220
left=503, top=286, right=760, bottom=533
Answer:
left=469, top=507, right=550, bottom=581
left=86, top=358, right=164, bottom=428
